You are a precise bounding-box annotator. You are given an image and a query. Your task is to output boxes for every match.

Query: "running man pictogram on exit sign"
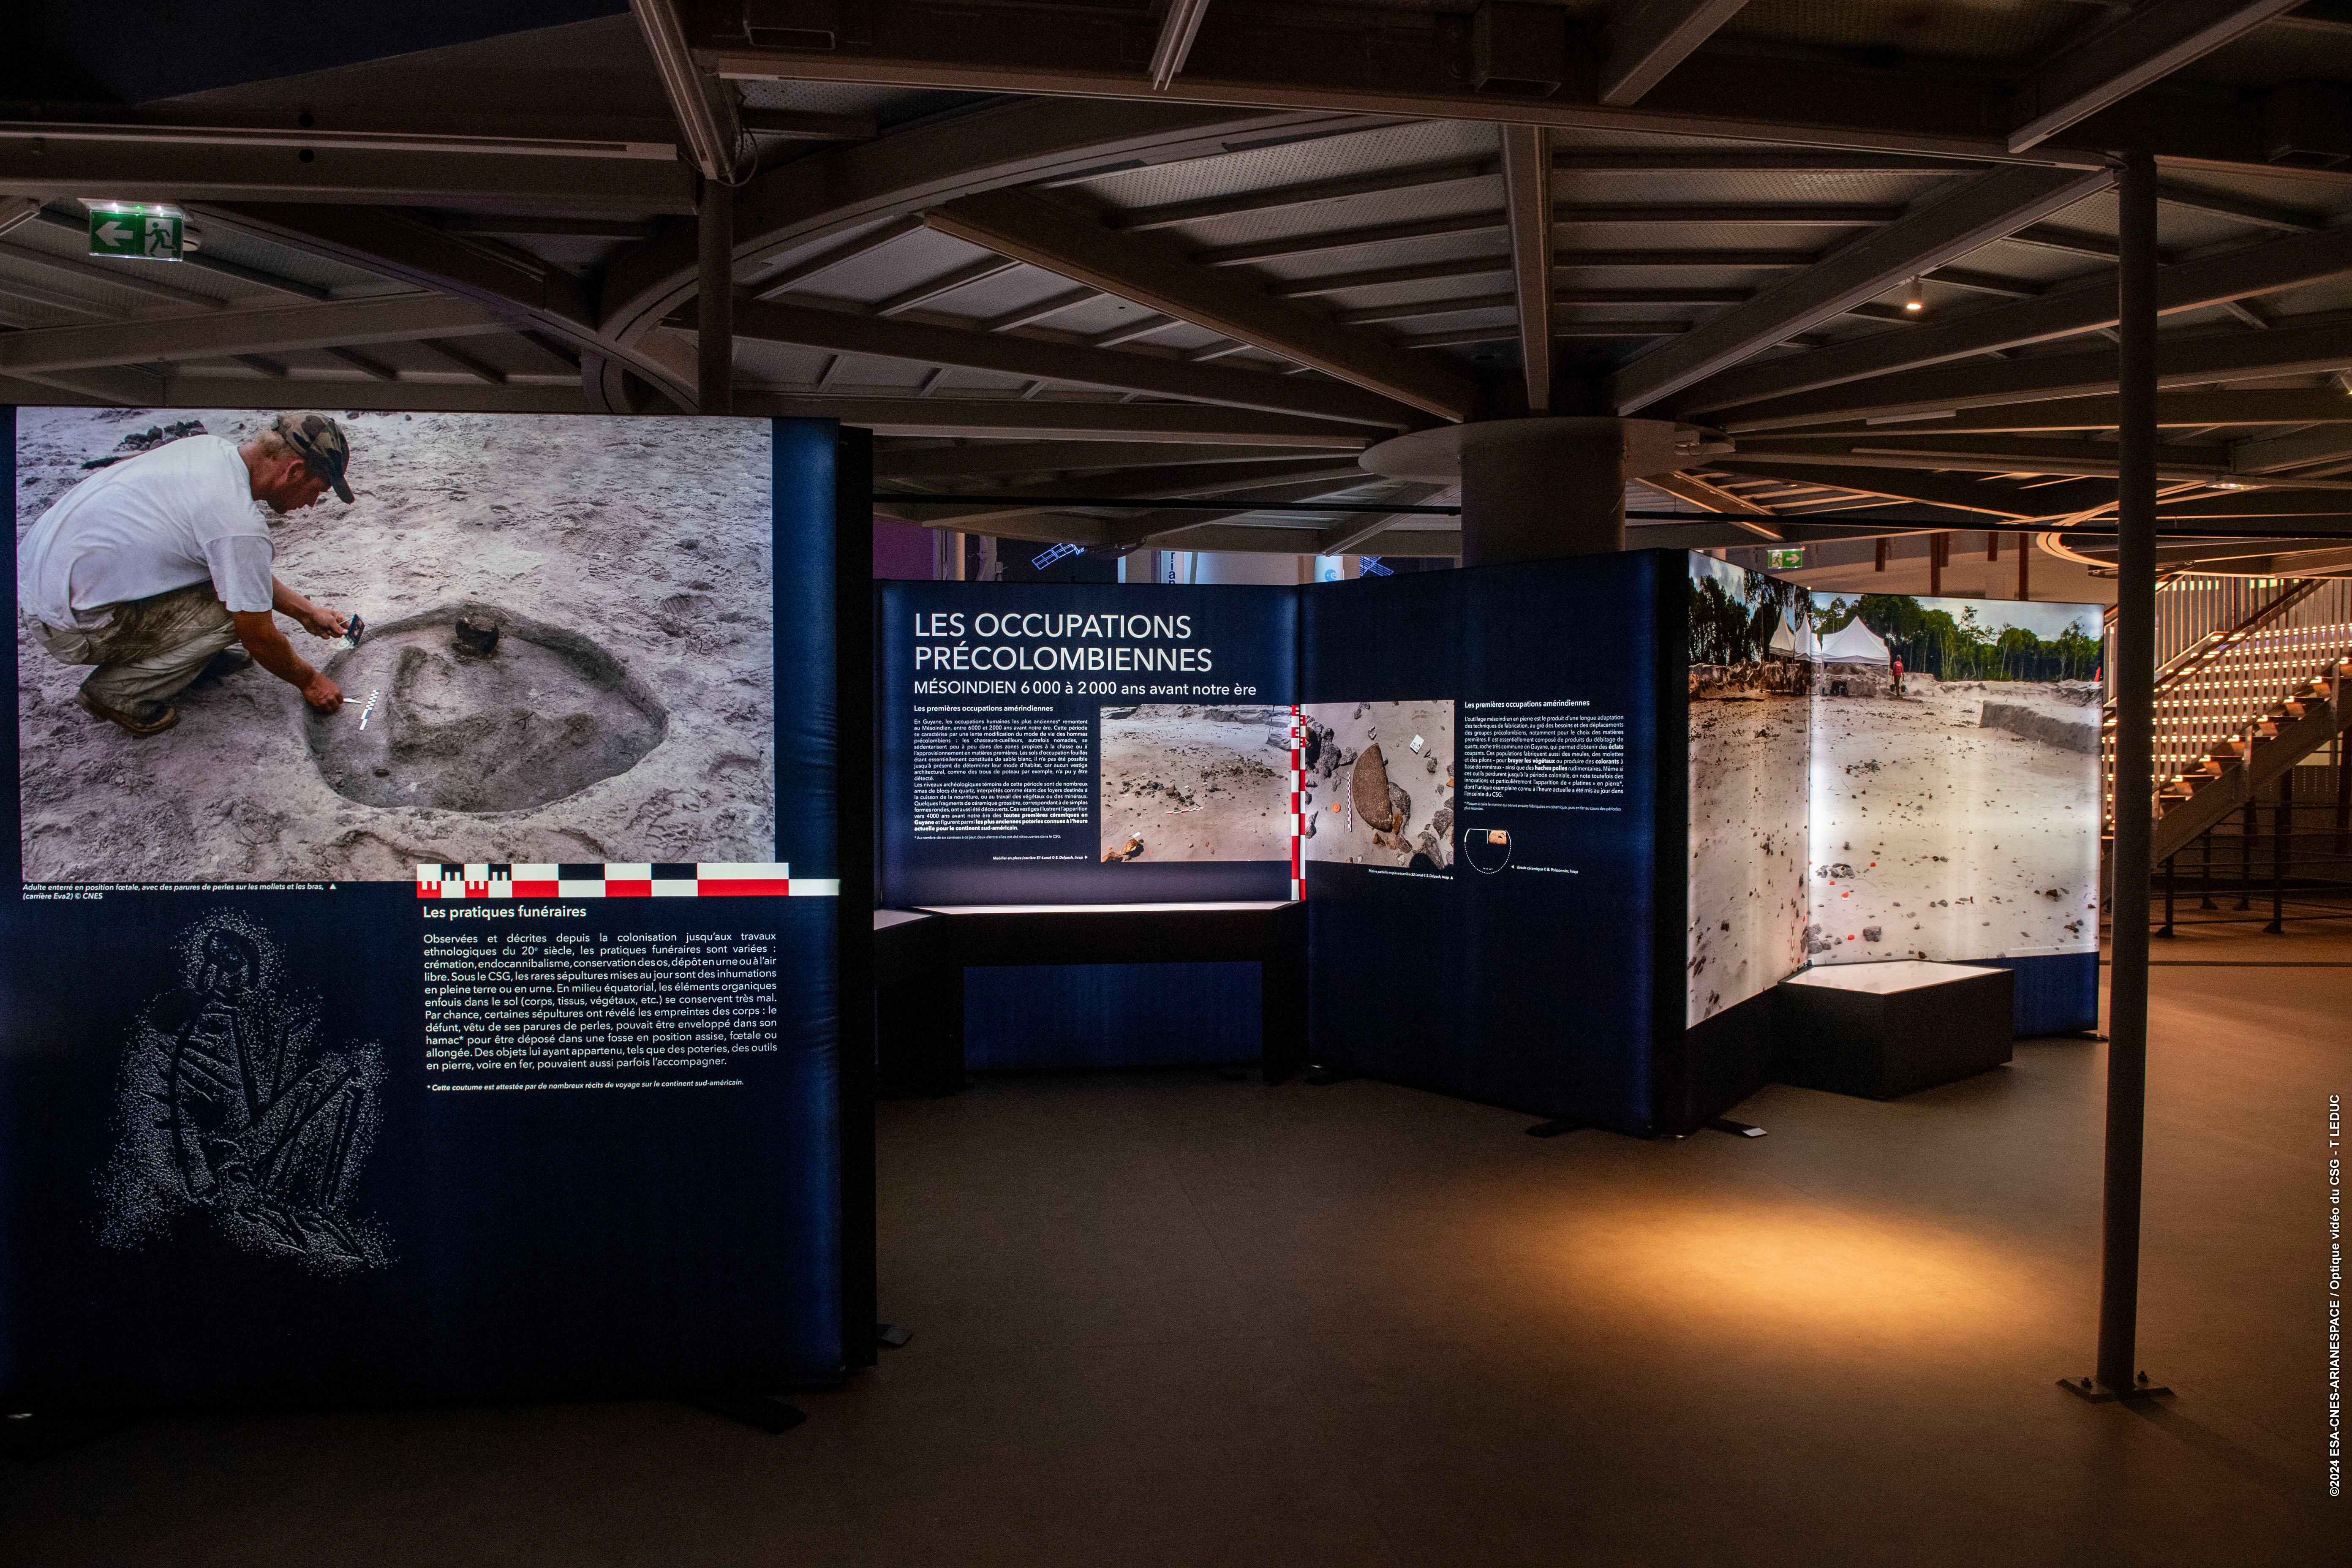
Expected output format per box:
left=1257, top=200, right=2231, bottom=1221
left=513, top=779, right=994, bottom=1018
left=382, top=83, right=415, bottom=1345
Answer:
left=85, top=202, right=185, bottom=262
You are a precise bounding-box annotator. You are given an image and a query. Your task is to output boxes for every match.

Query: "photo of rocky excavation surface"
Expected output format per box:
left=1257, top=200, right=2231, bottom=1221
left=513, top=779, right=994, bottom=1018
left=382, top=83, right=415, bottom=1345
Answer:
left=1804, top=593, right=2102, bottom=965
left=1299, top=699, right=1454, bottom=871
left=1688, top=700, right=1809, bottom=1027
left=15, top=408, right=774, bottom=882
left=1686, top=553, right=1810, bottom=1026
left=1099, top=704, right=1290, bottom=864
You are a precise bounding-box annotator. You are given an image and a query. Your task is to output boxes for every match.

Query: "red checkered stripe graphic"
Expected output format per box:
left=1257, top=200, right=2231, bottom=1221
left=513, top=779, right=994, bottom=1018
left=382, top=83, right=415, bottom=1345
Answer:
left=1287, top=703, right=1304, bottom=900
left=415, top=863, right=839, bottom=898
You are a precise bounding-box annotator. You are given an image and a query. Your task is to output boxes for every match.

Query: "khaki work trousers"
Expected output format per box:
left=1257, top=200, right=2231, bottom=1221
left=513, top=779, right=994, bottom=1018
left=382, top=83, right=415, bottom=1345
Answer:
left=26, top=580, right=241, bottom=720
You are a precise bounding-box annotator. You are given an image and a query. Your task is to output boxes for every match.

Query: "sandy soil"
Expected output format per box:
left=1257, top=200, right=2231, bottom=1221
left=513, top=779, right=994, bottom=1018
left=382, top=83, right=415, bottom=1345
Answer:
left=16, top=408, right=774, bottom=882
left=1299, top=699, right=1455, bottom=869
left=1687, top=696, right=1810, bottom=1025
left=1097, top=704, right=1289, bottom=863
left=1807, top=675, right=2100, bottom=964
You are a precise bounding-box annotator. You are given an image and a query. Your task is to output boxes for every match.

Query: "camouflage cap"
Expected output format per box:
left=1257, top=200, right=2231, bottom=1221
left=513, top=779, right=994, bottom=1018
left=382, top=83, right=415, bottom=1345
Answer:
left=274, top=411, right=354, bottom=502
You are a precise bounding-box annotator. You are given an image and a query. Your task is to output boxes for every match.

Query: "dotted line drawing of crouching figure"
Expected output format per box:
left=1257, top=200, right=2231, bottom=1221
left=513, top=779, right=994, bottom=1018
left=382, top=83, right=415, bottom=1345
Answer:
left=100, top=910, right=391, bottom=1276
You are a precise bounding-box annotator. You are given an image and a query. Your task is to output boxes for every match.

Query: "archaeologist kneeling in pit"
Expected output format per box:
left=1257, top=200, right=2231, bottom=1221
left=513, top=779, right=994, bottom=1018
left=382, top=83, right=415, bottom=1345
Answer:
left=17, top=413, right=357, bottom=737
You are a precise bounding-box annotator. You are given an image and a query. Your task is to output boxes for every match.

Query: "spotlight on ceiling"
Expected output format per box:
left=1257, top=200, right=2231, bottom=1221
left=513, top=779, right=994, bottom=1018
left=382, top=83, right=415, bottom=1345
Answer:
left=1903, top=278, right=1926, bottom=314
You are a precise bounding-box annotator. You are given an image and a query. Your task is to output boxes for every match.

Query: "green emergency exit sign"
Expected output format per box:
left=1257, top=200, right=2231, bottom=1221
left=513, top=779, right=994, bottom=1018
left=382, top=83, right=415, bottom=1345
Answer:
left=86, top=204, right=184, bottom=262
left=1765, top=547, right=1806, bottom=569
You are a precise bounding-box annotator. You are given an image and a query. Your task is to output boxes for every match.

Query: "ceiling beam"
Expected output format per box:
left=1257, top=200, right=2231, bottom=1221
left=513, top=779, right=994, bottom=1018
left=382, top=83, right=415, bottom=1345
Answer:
left=1777, top=390, right=2352, bottom=435
left=2230, top=425, right=2352, bottom=474
left=1192, top=213, right=1506, bottom=267
left=736, top=108, right=879, bottom=140
left=922, top=188, right=1476, bottom=420
left=1149, top=0, right=1217, bottom=89
left=1609, top=163, right=2114, bottom=413
left=1559, top=204, right=1903, bottom=225
left=702, top=9, right=2119, bottom=166
left=1159, top=523, right=1462, bottom=556
left=708, top=295, right=1418, bottom=425
left=2008, top=0, right=2306, bottom=153
left=875, top=256, right=1024, bottom=316
left=17, top=206, right=322, bottom=302
left=1728, top=438, right=2352, bottom=488
left=631, top=0, right=747, bottom=182
left=1314, top=483, right=1452, bottom=553
left=0, top=240, right=226, bottom=310
left=1642, top=471, right=1783, bottom=537
left=1673, top=220, right=2352, bottom=413
left=1552, top=150, right=1985, bottom=174
left=873, top=439, right=1361, bottom=478
left=1702, top=460, right=2089, bottom=517
left=733, top=393, right=1377, bottom=442
left=1712, top=317, right=2352, bottom=431
left=880, top=457, right=1369, bottom=525
left=193, top=201, right=692, bottom=407
left=2156, top=181, right=2324, bottom=232
left=1502, top=125, right=1554, bottom=413
left=320, top=345, right=399, bottom=381
left=0, top=135, right=693, bottom=214
left=1600, top=0, right=1754, bottom=106
left=753, top=217, right=926, bottom=300
left=1113, top=157, right=1496, bottom=232
left=0, top=294, right=506, bottom=376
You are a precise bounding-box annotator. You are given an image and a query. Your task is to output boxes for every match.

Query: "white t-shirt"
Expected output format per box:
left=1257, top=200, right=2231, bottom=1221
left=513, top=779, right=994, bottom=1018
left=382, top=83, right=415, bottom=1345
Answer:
left=17, top=435, right=276, bottom=630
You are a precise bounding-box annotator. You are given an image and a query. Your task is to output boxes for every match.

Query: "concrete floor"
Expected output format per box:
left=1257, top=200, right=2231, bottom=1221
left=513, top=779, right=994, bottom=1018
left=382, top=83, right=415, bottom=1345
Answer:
left=4, top=917, right=2344, bottom=1565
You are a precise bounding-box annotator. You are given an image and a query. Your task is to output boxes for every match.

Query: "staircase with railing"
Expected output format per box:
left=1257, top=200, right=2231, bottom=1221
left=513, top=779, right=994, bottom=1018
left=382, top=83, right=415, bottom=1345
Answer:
left=2101, top=576, right=2352, bottom=866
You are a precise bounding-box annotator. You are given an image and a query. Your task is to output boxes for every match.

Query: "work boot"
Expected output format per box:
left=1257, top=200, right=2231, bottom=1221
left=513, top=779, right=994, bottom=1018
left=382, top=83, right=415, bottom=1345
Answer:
left=191, top=648, right=253, bottom=686
left=76, top=689, right=180, bottom=737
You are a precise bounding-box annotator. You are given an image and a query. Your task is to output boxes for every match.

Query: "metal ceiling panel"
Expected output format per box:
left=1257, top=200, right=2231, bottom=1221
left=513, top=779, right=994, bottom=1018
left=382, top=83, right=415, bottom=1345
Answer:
left=799, top=229, right=1000, bottom=306
left=1071, top=120, right=1500, bottom=214
left=1244, top=229, right=1513, bottom=283
left=1147, top=174, right=1505, bottom=252
left=1552, top=169, right=1952, bottom=206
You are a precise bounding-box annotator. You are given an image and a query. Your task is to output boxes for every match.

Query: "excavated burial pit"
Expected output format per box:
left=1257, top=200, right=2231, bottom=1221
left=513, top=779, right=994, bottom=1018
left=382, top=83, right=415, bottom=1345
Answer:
left=309, top=603, right=667, bottom=812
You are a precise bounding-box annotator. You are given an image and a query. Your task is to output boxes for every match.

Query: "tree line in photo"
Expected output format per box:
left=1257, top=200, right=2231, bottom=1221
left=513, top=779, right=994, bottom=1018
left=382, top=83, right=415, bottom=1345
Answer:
left=1686, top=567, right=1802, bottom=666
left=1814, top=595, right=2101, bottom=681
left=1688, top=567, right=2101, bottom=682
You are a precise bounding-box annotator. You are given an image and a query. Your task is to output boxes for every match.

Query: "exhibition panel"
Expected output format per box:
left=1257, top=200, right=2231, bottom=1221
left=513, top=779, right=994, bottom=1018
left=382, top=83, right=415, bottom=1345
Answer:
left=0, top=409, right=860, bottom=1408
left=877, top=581, right=1301, bottom=907
left=883, top=553, right=2095, bottom=1130
left=1302, top=555, right=1678, bottom=1132
left=1685, top=558, right=2104, bottom=1044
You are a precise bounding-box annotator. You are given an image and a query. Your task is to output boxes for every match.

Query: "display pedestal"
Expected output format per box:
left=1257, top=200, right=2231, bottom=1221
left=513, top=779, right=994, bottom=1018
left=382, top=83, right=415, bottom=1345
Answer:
left=875, top=903, right=1308, bottom=1089
left=1775, top=961, right=2014, bottom=1100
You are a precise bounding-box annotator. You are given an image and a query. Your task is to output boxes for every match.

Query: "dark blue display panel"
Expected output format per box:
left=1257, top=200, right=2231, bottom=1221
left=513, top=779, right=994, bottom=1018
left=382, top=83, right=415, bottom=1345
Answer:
left=879, top=582, right=1298, bottom=906
left=0, top=410, right=848, bottom=1409
left=0, top=890, right=839, bottom=1407
left=965, top=961, right=1262, bottom=1068
left=1302, top=553, right=1673, bottom=1132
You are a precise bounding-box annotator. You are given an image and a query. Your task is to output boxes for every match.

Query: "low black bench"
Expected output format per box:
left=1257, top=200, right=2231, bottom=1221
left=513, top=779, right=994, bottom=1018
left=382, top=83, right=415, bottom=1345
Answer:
left=1775, top=961, right=2015, bottom=1100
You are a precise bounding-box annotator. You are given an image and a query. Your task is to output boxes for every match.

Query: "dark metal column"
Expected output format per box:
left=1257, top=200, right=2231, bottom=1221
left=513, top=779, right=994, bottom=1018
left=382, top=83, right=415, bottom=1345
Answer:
left=2266, top=770, right=2291, bottom=934
left=2091, top=148, right=2159, bottom=1401
left=697, top=174, right=735, bottom=416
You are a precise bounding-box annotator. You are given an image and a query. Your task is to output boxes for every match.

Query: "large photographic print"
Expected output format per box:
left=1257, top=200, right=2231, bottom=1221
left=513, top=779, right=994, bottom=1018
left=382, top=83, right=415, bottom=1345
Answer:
left=1686, top=556, right=1810, bottom=1026
left=1805, top=592, right=2102, bottom=962
left=15, top=409, right=774, bottom=882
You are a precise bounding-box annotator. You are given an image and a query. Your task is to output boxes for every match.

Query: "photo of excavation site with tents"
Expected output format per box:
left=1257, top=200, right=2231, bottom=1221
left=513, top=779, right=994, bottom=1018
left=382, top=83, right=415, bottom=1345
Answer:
left=15, top=408, right=776, bottom=884
left=1685, top=553, right=2104, bottom=1027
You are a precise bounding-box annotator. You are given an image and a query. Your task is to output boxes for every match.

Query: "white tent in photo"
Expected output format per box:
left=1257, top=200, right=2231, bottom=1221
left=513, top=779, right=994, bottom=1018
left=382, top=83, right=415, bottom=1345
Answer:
left=1814, top=618, right=1892, bottom=664
left=1767, top=612, right=1816, bottom=659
